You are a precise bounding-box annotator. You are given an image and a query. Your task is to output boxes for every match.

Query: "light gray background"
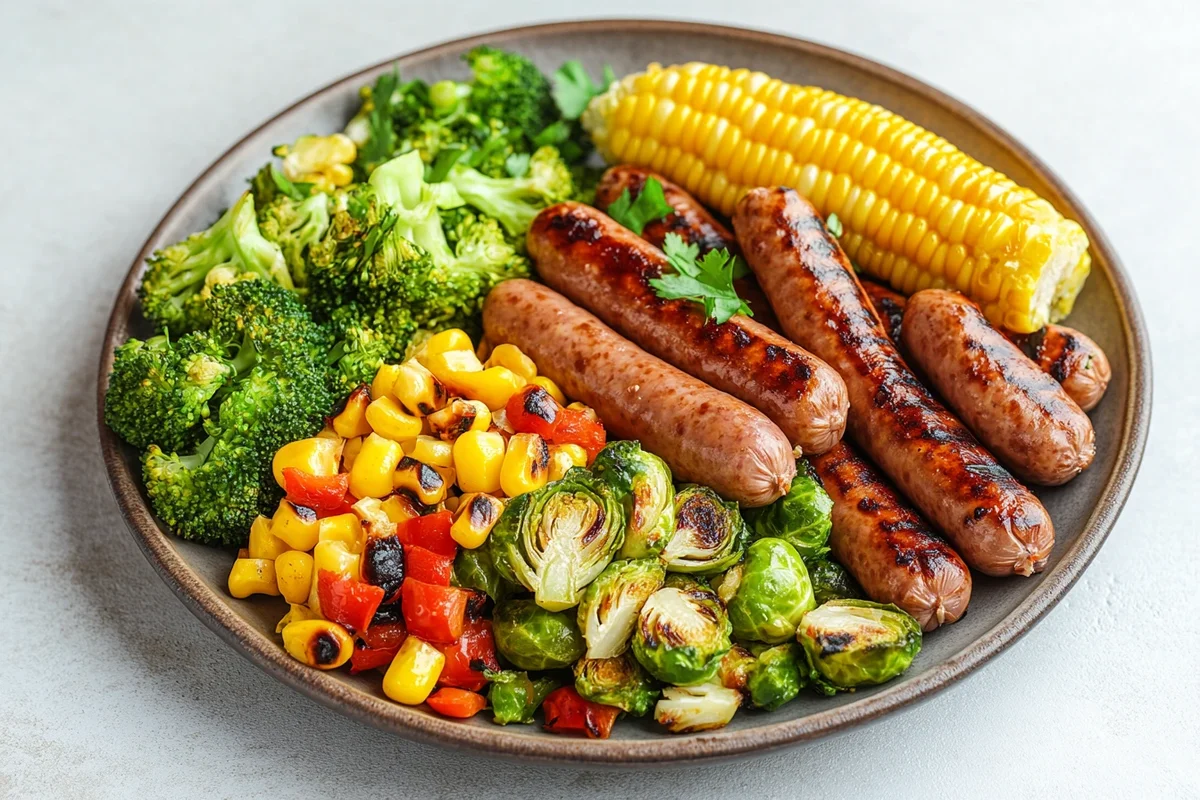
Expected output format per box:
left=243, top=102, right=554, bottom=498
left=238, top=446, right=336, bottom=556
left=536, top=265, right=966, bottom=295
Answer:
left=2, top=1, right=1195, bottom=797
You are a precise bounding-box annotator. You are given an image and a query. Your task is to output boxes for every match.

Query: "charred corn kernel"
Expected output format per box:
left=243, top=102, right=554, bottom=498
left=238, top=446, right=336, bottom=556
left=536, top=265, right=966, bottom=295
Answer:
left=383, top=637, right=445, bottom=705
left=365, top=396, right=423, bottom=443
left=443, top=495, right=461, bottom=513
left=452, top=366, right=527, bottom=411
left=272, top=500, right=320, bottom=551
left=352, top=497, right=398, bottom=539
left=418, top=329, right=475, bottom=361
left=342, top=436, right=364, bottom=471
left=349, top=433, right=405, bottom=499
left=275, top=551, right=315, bottom=604
left=276, top=603, right=320, bottom=634
left=248, top=515, right=289, bottom=560
left=318, top=514, right=363, bottom=552
left=530, top=375, right=566, bottom=405
left=452, top=430, right=506, bottom=494
left=333, top=385, right=374, bottom=438
left=277, top=133, right=357, bottom=192
left=405, top=435, right=454, bottom=468
left=433, top=465, right=456, bottom=490
left=500, top=433, right=551, bottom=497
left=548, top=443, right=588, bottom=481
left=380, top=493, right=422, bottom=526
left=582, top=62, right=1090, bottom=332
left=371, top=363, right=404, bottom=402
left=450, top=493, right=506, bottom=549
left=392, top=360, right=449, bottom=417
left=309, top=540, right=361, bottom=613
left=426, top=398, right=491, bottom=442
left=567, top=402, right=599, bottom=423
left=393, top=457, right=448, bottom=504
left=282, top=618, right=354, bottom=669
left=228, top=558, right=280, bottom=599
left=272, top=437, right=341, bottom=488
left=485, top=344, right=538, bottom=381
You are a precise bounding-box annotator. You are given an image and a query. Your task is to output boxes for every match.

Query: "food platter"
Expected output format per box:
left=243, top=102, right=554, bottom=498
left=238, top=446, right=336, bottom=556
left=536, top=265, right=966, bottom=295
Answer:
left=97, top=19, right=1151, bottom=763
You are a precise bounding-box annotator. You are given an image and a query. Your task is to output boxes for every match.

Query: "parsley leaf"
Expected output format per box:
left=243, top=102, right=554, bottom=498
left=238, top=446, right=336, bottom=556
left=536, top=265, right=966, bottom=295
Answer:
left=607, top=177, right=674, bottom=235
left=825, top=212, right=843, bottom=237
left=552, top=60, right=616, bottom=120
left=269, top=165, right=313, bottom=201
left=357, top=69, right=400, bottom=172
left=649, top=233, right=754, bottom=324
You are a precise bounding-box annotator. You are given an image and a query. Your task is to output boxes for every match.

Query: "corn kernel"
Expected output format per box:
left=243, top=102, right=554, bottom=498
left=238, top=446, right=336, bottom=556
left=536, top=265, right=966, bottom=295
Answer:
left=365, top=396, right=423, bottom=443
left=383, top=637, right=445, bottom=704
left=452, top=366, right=527, bottom=411
left=308, top=540, right=361, bottom=614
left=248, top=515, right=289, bottom=560
left=342, top=436, right=364, bottom=471
left=351, top=497, right=398, bottom=539
left=392, top=360, right=448, bottom=417
left=316, top=424, right=340, bottom=439
left=530, top=375, right=566, bottom=405
left=272, top=500, right=320, bottom=551
left=318, top=513, right=363, bottom=552
left=392, top=457, right=449, bottom=504
left=451, top=493, right=505, bottom=549
left=475, top=336, right=492, bottom=362
left=349, top=433, right=405, bottom=499
left=443, top=495, right=461, bottom=513
left=332, top=385, right=374, bottom=438
left=282, top=619, right=353, bottom=669
left=272, top=437, right=341, bottom=489
left=380, top=493, right=422, bottom=526
left=548, top=443, right=588, bottom=481
left=228, top=558, right=280, bottom=599
left=452, top=430, right=506, bottom=494
left=426, top=398, right=491, bottom=442
left=371, top=363, right=404, bottom=402
left=485, top=344, right=538, bottom=380
left=275, top=551, right=315, bottom=604
left=405, top=435, right=454, bottom=468
left=418, top=329, right=474, bottom=361
left=500, top=433, right=551, bottom=497
left=275, top=603, right=320, bottom=634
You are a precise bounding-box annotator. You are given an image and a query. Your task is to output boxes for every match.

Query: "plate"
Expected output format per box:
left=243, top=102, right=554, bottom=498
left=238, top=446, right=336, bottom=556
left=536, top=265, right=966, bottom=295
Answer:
left=96, top=19, right=1151, bottom=764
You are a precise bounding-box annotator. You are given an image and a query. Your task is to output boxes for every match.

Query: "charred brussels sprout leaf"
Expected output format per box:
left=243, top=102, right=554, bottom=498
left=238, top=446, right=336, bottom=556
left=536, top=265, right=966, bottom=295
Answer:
left=806, top=557, right=863, bottom=605
left=491, top=467, right=625, bottom=611
left=492, top=599, right=585, bottom=671
left=591, top=441, right=675, bottom=558
left=660, top=485, right=748, bottom=575
left=715, top=538, right=816, bottom=644
left=451, top=538, right=510, bottom=603
left=746, top=644, right=804, bottom=710
left=654, top=682, right=742, bottom=733
left=632, top=580, right=731, bottom=685
left=577, top=558, right=665, bottom=659
left=574, top=653, right=659, bottom=716
left=743, top=462, right=833, bottom=560
left=716, top=644, right=757, bottom=694
left=796, top=600, right=922, bottom=691
left=487, top=670, right=560, bottom=725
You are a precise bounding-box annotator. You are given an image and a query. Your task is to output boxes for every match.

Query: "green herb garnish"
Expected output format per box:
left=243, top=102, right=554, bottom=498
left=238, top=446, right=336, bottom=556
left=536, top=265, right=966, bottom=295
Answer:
left=552, top=61, right=617, bottom=120
left=825, top=212, right=843, bottom=238
left=649, top=233, right=753, bottom=324
left=607, top=177, right=674, bottom=235
left=268, top=165, right=313, bottom=201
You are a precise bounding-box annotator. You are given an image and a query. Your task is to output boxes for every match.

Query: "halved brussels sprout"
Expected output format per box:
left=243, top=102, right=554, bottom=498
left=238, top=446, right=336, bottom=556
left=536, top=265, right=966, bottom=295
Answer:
left=743, top=462, right=833, bottom=560
left=806, top=557, right=863, bottom=605
left=714, top=538, right=816, bottom=644
left=492, top=599, right=586, bottom=671
left=716, top=644, right=756, bottom=694
left=654, top=682, right=742, bottom=733
left=451, top=539, right=509, bottom=603
left=491, top=467, right=625, bottom=611
left=592, top=441, right=675, bottom=559
left=577, top=558, right=665, bottom=659
left=574, top=653, right=659, bottom=716
left=632, top=580, right=731, bottom=685
left=659, top=485, right=748, bottom=575
left=486, top=670, right=560, bottom=725
left=746, top=644, right=804, bottom=711
left=796, top=599, right=922, bottom=690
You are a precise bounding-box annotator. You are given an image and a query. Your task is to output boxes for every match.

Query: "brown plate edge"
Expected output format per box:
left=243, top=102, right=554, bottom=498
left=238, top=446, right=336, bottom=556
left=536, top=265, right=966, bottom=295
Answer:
left=95, top=18, right=1153, bottom=766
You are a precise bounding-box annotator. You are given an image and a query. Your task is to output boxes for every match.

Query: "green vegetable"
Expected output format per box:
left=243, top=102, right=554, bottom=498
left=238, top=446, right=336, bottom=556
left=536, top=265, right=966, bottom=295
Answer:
left=492, top=599, right=585, bottom=671
left=746, top=644, right=804, bottom=711
left=574, top=653, right=659, bottom=716
left=451, top=539, right=510, bottom=604
left=486, top=670, right=560, bottom=725
left=716, top=644, right=757, bottom=694
left=632, top=579, right=731, bottom=686
left=604, top=176, right=673, bottom=235
left=744, top=461, right=833, bottom=560
left=348, top=69, right=402, bottom=175
left=654, top=682, right=742, bottom=733
left=796, top=600, right=922, bottom=692
left=491, top=467, right=625, bottom=612
left=577, top=558, right=665, bottom=659
left=825, top=212, right=843, bottom=237
left=256, top=191, right=331, bottom=285
left=716, top=538, right=816, bottom=644
left=465, top=46, right=558, bottom=148
left=591, top=441, right=675, bottom=559
left=649, top=233, right=752, bottom=324
left=806, top=557, right=863, bottom=605
left=660, top=485, right=748, bottom=575
left=552, top=60, right=616, bottom=120
left=446, top=145, right=575, bottom=236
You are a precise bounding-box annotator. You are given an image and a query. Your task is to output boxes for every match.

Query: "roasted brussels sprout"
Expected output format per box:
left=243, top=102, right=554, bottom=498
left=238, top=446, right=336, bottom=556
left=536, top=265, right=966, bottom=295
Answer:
left=714, top=538, right=815, bottom=644
left=746, top=644, right=804, bottom=710
left=591, top=441, right=675, bottom=558
left=659, top=485, right=748, bottom=575
left=632, top=579, right=732, bottom=685
left=796, top=600, right=922, bottom=690
left=574, top=653, right=659, bottom=716
left=744, top=462, right=833, bottom=560
left=577, top=558, right=665, bottom=659
left=806, top=556, right=863, bottom=605
left=491, top=467, right=625, bottom=611
left=487, top=670, right=560, bottom=725
left=654, top=682, right=742, bottom=733
left=492, top=599, right=586, bottom=670
left=452, top=539, right=510, bottom=603
left=716, top=644, right=756, bottom=693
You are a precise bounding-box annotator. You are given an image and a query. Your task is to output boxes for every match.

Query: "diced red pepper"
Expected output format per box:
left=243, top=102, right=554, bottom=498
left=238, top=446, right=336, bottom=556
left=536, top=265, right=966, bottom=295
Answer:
left=362, top=622, right=407, bottom=651
left=316, top=570, right=385, bottom=634
left=282, top=467, right=350, bottom=513
left=549, top=408, right=607, bottom=462
left=438, top=618, right=500, bottom=692
left=403, top=545, right=454, bottom=586
left=505, top=384, right=560, bottom=439
left=426, top=688, right=488, bottom=719
left=401, top=578, right=468, bottom=643
left=542, top=686, right=620, bottom=739
left=349, top=641, right=400, bottom=674
left=316, top=492, right=358, bottom=519
left=398, top=511, right=457, bottom=557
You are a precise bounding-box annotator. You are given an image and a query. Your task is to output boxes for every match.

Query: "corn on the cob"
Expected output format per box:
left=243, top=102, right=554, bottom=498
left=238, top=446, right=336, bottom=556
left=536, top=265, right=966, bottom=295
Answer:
left=583, top=62, right=1090, bottom=332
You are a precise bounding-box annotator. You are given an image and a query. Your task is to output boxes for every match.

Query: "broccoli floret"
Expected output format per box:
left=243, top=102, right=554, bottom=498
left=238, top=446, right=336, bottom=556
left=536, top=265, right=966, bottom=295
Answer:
left=257, top=193, right=330, bottom=285
left=464, top=46, right=557, bottom=147
left=205, top=279, right=329, bottom=367
left=446, top=145, right=574, bottom=236
left=324, top=321, right=390, bottom=398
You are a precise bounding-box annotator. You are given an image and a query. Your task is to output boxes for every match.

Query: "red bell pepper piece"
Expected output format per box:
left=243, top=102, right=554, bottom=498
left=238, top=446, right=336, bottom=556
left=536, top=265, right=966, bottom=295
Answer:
left=438, top=618, right=500, bottom=692
left=349, top=641, right=400, bottom=674
left=282, top=467, right=350, bottom=513
left=426, top=688, right=488, bottom=719
left=401, top=578, right=468, bottom=643
left=316, top=570, right=385, bottom=634
left=505, top=384, right=560, bottom=439
left=362, top=621, right=407, bottom=650
left=403, top=545, right=454, bottom=586
left=542, top=686, right=620, bottom=739
left=398, top=511, right=457, bottom=557
left=549, top=408, right=607, bottom=462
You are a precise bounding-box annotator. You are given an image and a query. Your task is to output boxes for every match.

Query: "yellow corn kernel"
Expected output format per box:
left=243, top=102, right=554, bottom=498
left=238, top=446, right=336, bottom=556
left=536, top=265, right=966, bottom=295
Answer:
left=275, top=603, right=320, bottom=634
left=365, top=396, right=423, bottom=443
left=318, top=513, right=363, bottom=552
left=452, top=430, right=507, bottom=494
left=342, top=435, right=363, bottom=471
left=349, top=433, right=405, bottom=499
left=352, top=497, right=398, bottom=539
left=392, top=360, right=449, bottom=417
left=452, top=366, right=527, bottom=411
left=248, top=515, right=289, bottom=560
left=281, top=619, right=354, bottom=669
left=272, top=500, right=320, bottom=551
left=332, top=385, right=374, bottom=438
left=450, top=493, right=505, bottom=549
left=275, top=551, right=315, bottom=604
left=500, top=433, right=551, bottom=497
left=530, top=375, right=566, bottom=405
left=443, top=494, right=461, bottom=513
left=380, top=493, right=422, bottom=526
left=383, top=637, right=445, bottom=704
left=405, top=435, right=454, bottom=468
left=277, top=133, right=357, bottom=192
left=417, top=329, right=475, bottom=361
left=393, top=457, right=449, bottom=505
left=315, top=424, right=340, bottom=440
left=228, top=558, right=280, bottom=599
left=371, top=363, right=404, bottom=402
left=426, top=398, right=491, bottom=442
left=548, top=443, right=588, bottom=481
left=485, top=344, right=538, bottom=381
left=272, top=437, right=341, bottom=489
left=567, top=402, right=600, bottom=423
left=433, top=465, right=456, bottom=489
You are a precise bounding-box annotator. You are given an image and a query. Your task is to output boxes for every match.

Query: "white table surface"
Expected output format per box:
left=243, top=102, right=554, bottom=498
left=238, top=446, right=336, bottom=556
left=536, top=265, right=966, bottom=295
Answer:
left=2, top=1, right=1195, bottom=796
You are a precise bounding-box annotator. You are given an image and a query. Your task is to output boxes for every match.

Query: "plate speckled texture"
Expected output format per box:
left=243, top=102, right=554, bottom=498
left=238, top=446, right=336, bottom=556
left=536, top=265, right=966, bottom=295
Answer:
left=96, top=20, right=1150, bottom=764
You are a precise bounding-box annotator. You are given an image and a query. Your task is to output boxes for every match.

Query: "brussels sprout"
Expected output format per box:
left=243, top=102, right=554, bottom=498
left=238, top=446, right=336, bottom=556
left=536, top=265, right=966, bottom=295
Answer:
left=660, top=485, right=748, bottom=575
left=492, top=599, right=586, bottom=670
left=592, top=441, right=676, bottom=558
left=715, top=538, right=816, bottom=644
left=746, top=644, right=804, bottom=710
left=577, top=558, right=665, bottom=659
left=716, top=644, right=756, bottom=693
left=491, top=467, right=625, bottom=611
left=796, top=600, right=922, bottom=690
left=487, top=670, right=560, bottom=725
left=574, top=653, right=659, bottom=716
left=632, top=580, right=731, bottom=685
left=654, top=682, right=742, bottom=733
left=743, top=462, right=833, bottom=560
left=806, top=557, right=863, bottom=605
left=451, top=539, right=510, bottom=603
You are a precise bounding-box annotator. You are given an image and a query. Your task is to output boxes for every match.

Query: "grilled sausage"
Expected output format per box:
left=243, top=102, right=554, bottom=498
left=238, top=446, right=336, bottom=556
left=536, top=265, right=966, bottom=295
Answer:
left=527, top=202, right=848, bottom=455
left=482, top=279, right=796, bottom=506
left=901, top=290, right=1096, bottom=486
left=809, top=443, right=972, bottom=631
left=734, top=187, right=1053, bottom=577
left=860, top=279, right=907, bottom=343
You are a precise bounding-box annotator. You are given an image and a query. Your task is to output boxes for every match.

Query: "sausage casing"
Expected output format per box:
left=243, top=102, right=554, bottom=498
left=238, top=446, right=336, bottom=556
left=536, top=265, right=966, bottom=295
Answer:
left=1010, top=325, right=1112, bottom=412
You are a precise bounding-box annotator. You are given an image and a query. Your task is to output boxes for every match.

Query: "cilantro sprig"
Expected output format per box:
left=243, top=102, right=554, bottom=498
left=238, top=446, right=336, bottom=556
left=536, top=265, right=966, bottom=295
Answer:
left=606, top=177, right=674, bottom=235
left=650, top=234, right=753, bottom=324
left=552, top=61, right=617, bottom=120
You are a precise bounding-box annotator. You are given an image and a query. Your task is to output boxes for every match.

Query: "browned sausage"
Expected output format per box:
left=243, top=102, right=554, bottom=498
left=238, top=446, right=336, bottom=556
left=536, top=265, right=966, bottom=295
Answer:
left=734, top=188, right=1053, bottom=577
left=527, top=202, right=848, bottom=456
left=900, top=290, right=1096, bottom=486
left=482, top=279, right=796, bottom=506
left=809, top=443, right=972, bottom=631
left=594, top=165, right=779, bottom=328
left=860, top=279, right=907, bottom=343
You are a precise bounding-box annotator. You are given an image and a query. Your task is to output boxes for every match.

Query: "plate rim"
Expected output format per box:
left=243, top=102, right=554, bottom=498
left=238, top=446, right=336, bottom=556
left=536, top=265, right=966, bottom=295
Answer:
left=95, top=18, right=1153, bottom=765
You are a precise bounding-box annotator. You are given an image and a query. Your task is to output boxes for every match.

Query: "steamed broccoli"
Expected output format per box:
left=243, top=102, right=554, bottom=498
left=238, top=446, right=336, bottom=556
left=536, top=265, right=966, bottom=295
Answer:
left=206, top=279, right=329, bottom=368
left=257, top=192, right=330, bottom=285
left=446, top=145, right=574, bottom=235
left=464, top=46, right=557, bottom=148
left=324, top=320, right=390, bottom=398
